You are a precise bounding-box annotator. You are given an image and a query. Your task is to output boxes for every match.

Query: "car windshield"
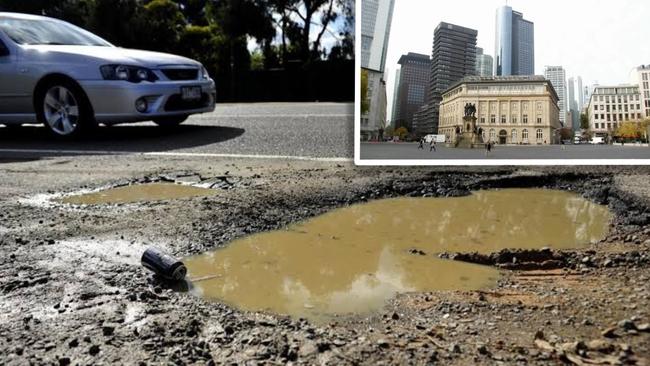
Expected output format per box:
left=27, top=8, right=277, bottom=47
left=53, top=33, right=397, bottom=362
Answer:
left=0, top=17, right=112, bottom=46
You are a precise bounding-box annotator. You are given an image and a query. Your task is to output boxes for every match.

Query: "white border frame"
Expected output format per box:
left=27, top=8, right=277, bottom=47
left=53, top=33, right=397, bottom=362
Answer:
left=353, top=0, right=650, bottom=167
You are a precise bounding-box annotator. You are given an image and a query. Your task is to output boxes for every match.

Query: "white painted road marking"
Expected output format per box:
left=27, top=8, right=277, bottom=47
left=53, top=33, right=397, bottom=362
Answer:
left=0, top=149, right=352, bottom=163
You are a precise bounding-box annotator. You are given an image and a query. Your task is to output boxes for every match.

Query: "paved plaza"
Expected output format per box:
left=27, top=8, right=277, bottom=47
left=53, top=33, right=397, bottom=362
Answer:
left=360, top=142, right=650, bottom=160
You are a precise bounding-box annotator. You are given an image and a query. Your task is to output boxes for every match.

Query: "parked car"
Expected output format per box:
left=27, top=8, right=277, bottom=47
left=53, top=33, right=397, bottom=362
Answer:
left=0, top=12, right=216, bottom=137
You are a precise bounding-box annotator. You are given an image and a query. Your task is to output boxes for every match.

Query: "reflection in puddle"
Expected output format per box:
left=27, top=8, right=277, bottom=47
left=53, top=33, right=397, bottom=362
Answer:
left=184, top=189, right=611, bottom=321
left=60, top=183, right=216, bottom=205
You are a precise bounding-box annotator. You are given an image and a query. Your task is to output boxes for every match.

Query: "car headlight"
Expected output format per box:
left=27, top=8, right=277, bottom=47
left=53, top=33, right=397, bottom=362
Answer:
left=200, top=65, right=210, bottom=80
left=100, top=65, right=158, bottom=83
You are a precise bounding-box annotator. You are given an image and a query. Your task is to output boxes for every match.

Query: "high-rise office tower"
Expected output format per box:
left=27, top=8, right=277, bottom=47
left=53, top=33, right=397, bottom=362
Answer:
left=577, top=76, right=584, bottom=112
left=568, top=77, right=579, bottom=130
left=475, top=47, right=494, bottom=77
left=544, top=66, right=567, bottom=128
left=361, top=0, right=394, bottom=72
left=390, top=69, right=401, bottom=126
left=413, top=22, right=477, bottom=135
left=393, top=52, right=430, bottom=131
left=360, top=0, right=396, bottom=140
left=494, top=5, right=534, bottom=76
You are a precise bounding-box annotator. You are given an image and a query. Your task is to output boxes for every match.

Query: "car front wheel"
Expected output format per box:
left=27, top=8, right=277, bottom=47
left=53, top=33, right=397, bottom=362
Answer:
left=153, top=116, right=188, bottom=128
left=37, top=81, right=94, bottom=137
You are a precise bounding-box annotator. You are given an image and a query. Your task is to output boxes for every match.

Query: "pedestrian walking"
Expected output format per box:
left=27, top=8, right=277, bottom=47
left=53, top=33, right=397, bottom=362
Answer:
left=418, top=138, right=424, bottom=149
left=485, top=141, right=491, bottom=157
left=430, top=139, right=436, bottom=152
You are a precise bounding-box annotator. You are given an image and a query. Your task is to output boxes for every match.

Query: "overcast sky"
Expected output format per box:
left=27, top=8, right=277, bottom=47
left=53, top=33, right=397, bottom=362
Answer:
left=384, top=0, right=650, bottom=120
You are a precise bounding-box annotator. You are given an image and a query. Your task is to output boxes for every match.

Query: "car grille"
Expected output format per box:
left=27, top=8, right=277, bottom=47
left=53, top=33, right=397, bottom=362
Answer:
left=161, top=68, right=199, bottom=80
left=164, top=93, right=210, bottom=111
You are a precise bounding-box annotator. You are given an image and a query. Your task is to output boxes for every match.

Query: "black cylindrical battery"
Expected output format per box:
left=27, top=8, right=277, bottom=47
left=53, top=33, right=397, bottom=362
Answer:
left=141, top=247, right=187, bottom=280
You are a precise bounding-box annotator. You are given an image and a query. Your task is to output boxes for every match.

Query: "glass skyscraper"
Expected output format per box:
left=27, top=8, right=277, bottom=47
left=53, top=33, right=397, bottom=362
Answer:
left=544, top=66, right=567, bottom=128
left=495, top=6, right=534, bottom=76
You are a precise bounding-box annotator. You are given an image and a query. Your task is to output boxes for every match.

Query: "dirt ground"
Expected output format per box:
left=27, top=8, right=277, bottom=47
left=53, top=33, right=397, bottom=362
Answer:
left=1, top=157, right=649, bottom=365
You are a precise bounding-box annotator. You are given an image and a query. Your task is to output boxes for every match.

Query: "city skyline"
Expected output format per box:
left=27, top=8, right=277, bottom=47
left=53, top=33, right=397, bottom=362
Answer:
left=384, top=0, right=650, bottom=123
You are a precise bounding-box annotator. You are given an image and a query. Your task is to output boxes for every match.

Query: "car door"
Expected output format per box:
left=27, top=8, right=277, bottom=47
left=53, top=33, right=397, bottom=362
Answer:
left=0, top=35, right=13, bottom=114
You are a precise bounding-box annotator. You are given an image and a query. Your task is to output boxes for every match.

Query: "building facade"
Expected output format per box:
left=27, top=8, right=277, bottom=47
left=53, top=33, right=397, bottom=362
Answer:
left=360, top=0, right=395, bottom=140
left=587, top=85, right=643, bottom=136
left=637, top=65, right=650, bottom=118
left=495, top=6, right=534, bottom=76
left=567, top=77, right=579, bottom=130
left=439, top=76, right=561, bottom=145
left=414, top=22, right=477, bottom=136
left=392, top=52, right=430, bottom=131
left=390, top=68, right=400, bottom=126
left=475, top=47, right=494, bottom=77
left=544, top=66, right=567, bottom=128
left=577, top=76, right=584, bottom=112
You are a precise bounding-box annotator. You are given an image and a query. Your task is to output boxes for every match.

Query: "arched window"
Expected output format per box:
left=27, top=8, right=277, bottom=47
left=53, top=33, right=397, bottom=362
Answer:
left=522, top=129, right=529, bottom=141
left=536, top=129, right=543, bottom=140
left=511, top=129, right=517, bottom=142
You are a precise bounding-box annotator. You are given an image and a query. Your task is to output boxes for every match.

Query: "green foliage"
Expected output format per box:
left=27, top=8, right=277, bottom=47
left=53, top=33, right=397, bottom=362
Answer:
left=177, top=25, right=224, bottom=76
left=139, top=0, right=186, bottom=53
left=250, top=51, right=264, bottom=71
left=580, top=113, right=589, bottom=130
left=361, top=69, right=369, bottom=115
left=384, top=126, right=394, bottom=137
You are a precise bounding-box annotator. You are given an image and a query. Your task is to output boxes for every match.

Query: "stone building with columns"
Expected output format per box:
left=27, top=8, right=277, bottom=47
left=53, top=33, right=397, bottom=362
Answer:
left=439, top=76, right=561, bottom=145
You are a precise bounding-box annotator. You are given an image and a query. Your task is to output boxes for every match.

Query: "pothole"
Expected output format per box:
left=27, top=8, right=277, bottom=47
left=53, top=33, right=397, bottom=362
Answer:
left=59, top=183, right=217, bottom=205
left=184, top=189, right=612, bottom=321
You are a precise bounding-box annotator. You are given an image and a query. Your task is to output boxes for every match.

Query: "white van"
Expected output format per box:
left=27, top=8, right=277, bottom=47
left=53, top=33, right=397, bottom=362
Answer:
left=424, top=134, right=446, bottom=143
left=590, top=137, right=605, bottom=145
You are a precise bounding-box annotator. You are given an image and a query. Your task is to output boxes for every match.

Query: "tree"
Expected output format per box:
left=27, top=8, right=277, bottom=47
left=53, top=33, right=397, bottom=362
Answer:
left=274, top=0, right=341, bottom=62
left=139, top=0, right=186, bottom=53
left=580, top=113, right=589, bottom=130
left=395, top=127, right=408, bottom=140
left=250, top=51, right=265, bottom=70
left=384, top=126, right=394, bottom=137
left=559, top=127, right=573, bottom=140
left=616, top=122, right=642, bottom=140
left=361, top=69, right=369, bottom=115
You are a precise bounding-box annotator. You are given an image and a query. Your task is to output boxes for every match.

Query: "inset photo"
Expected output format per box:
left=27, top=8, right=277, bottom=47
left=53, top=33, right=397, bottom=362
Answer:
left=356, top=0, right=650, bottom=165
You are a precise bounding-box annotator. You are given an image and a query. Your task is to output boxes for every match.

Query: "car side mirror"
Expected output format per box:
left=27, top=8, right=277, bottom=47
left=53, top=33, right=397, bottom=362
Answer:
left=0, top=41, right=9, bottom=57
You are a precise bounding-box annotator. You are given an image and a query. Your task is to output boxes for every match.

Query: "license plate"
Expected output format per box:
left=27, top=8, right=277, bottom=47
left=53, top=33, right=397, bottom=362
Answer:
left=181, top=86, right=201, bottom=101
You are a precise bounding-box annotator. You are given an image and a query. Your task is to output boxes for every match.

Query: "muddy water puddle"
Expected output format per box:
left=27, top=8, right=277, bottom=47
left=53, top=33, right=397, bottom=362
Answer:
left=60, top=183, right=216, bottom=205
left=184, top=189, right=611, bottom=321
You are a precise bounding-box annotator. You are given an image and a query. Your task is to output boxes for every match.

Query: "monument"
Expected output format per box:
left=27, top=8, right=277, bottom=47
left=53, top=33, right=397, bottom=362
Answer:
left=453, top=103, right=484, bottom=148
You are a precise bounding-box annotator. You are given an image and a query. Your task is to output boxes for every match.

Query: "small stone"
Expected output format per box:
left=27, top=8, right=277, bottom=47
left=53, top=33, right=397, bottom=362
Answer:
left=601, top=326, right=618, bottom=338
left=102, top=326, right=115, bottom=336
left=586, top=339, right=613, bottom=352
left=477, top=344, right=489, bottom=355
left=89, top=344, right=100, bottom=355
left=377, top=339, right=390, bottom=349
left=448, top=343, right=461, bottom=353
left=637, top=323, right=650, bottom=332
left=618, top=319, right=637, bottom=331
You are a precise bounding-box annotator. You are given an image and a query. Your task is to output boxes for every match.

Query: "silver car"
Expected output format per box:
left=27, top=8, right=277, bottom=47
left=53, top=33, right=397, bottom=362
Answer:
left=0, top=12, right=216, bottom=137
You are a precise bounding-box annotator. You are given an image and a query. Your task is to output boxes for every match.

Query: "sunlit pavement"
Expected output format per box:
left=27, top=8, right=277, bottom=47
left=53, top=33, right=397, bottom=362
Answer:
left=360, top=142, right=650, bottom=160
left=0, top=103, right=354, bottom=161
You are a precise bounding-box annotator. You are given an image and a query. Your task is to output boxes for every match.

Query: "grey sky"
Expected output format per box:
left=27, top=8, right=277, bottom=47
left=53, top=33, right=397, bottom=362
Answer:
left=385, top=0, right=650, bottom=121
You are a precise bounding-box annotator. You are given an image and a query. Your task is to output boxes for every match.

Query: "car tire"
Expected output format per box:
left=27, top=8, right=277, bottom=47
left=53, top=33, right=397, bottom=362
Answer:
left=36, top=80, right=95, bottom=138
left=153, top=116, right=188, bottom=128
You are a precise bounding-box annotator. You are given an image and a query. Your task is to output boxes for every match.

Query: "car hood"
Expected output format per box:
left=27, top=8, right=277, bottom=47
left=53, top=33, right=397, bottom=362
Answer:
left=22, top=45, right=200, bottom=68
